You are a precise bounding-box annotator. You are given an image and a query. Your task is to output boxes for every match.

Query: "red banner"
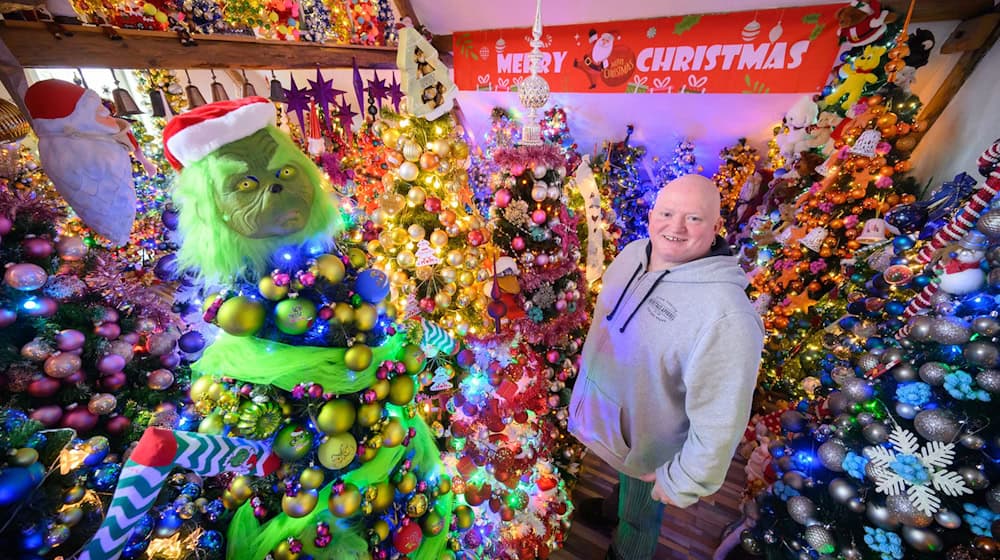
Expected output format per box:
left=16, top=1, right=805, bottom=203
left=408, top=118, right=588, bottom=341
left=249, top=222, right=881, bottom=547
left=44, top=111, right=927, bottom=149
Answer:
left=453, top=5, right=842, bottom=94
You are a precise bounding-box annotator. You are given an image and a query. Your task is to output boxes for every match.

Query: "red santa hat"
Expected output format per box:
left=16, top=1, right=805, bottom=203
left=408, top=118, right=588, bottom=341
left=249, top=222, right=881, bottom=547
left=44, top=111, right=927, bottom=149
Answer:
left=24, top=79, right=107, bottom=134
left=162, top=96, right=276, bottom=170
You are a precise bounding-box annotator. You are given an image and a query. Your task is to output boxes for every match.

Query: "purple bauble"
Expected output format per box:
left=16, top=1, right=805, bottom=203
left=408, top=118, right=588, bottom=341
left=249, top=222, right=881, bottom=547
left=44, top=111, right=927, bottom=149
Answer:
left=161, top=209, right=180, bottom=231
left=55, top=329, right=86, bottom=352
left=63, top=370, right=86, bottom=384
left=0, top=215, right=11, bottom=235
left=22, top=237, right=54, bottom=259
left=0, top=308, right=16, bottom=328
left=61, top=407, right=98, bottom=432
left=153, top=254, right=179, bottom=281
left=30, top=405, right=63, bottom=427
left=97, top=353, right=126, bottom=374
left=4, top=263, right=47, bottom=291
left=178, top=331, right=205, bottom=354
left=22, top=297, right=58, bottom=317
left=159, top=352, right=180, bottom=368
left=100, top=371, right=127, bottom=392
left=94, top=322, right=121, bottom=340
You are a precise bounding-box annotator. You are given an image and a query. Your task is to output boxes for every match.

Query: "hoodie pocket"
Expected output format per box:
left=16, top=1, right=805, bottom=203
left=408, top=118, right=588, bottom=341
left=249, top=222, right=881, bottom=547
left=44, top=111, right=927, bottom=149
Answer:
left=571, top=378, right=631, bottom=461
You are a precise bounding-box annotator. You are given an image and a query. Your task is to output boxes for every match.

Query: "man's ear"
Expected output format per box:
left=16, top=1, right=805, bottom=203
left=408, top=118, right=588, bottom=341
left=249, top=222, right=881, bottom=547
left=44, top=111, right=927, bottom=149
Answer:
left=713, top=216, right=724, bottom=234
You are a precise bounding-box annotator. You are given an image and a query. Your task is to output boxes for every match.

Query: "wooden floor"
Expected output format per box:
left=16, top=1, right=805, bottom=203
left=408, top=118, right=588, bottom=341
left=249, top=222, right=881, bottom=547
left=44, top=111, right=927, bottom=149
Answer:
left=553, top=452, right=748, bottom=560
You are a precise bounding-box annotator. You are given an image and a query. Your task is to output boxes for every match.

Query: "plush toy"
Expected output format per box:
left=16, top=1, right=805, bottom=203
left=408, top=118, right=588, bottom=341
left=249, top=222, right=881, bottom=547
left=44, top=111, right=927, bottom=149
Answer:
left=164, top=97, right=339, bottom=282
left=835, top=0, right=894, bottom=50
left=805, top=111, right=842, bottom=157
left=775, top=95, right=818, bottom=162
left=937, top=230, right=988, bottom=295
left=823, top=44, right=887, bottom=111
left=905, top=28, right=936, bottom=68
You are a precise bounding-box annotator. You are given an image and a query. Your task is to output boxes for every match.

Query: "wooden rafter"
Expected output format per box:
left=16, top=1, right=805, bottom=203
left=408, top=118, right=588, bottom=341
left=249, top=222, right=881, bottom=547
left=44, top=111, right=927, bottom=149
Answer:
left=883, top=0, right=995, bottom=23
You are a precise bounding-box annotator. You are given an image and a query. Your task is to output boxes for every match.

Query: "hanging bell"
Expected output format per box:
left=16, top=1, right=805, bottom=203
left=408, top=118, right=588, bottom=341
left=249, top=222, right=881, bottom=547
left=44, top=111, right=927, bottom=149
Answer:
left=0, top=98, right=30, bottom=144
left=210, top=69, right=229, bottom=102
left=184, top=69, right=207, bottom=109
left=148, top=89, right=175, bottom=118
left=240, top=69, right=258, bottom=98
left=269, top=70, right=286, bottom=103
left=857, top=218, right=888, bottom=244
left=109, top=69, right=143, bottom=116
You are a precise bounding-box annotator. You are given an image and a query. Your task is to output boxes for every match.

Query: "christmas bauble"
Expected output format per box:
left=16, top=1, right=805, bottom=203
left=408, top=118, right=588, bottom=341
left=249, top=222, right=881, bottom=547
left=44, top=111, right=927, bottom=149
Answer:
left=818, top=441, right=847, bottom=471
left=258, top=276, right=288, bottom=301
left=55, top=329, right=85, bottom=351
left=398, top=161, right=419, bottom=181
left=61, top=407, right=98, bottom=432
left=281, top=491, right=318, bottom=518
left=453, top=505, right=474, bottom=529
left=866, top=501, right=898, bottom=530
left=0, top=464, right=44, bottom=507
left=965, top=341, right=999, bottom=367
left=329, top=483, right=362, bottom=517
left=44, top=352, right=80, bottom=379
left=828, top=478, right=858, bottom=503
left=318, top=433, right=357, bottom=470
left=299, top=467, right=325, bottom=490
left=786, top=496, right=816, bottom=525
left=357, top=402, right=383, bottom=427
left=919, top=362, right=949, bottom=386
left=389, top=375, right=416, bottom=405
left=314, top=254, right=345, bottom=284
left=393, top=521, right=423, bottom=553
left=4, top=263, right=47, bottom=291
left=371, top=481, right=395, bottom=512
left=382, top=417, right=406, bottom=447
left=402, top=141, right=422, bottom=162
left=275, top=298, right=317, bottom=335
left=8, top=447, right=38, bottom=467
left=317, top=400, right=356, bottom=434
left=354, top=303, right=378, bottom=331
left=344, top=344, right=373, bottom=371
left=216, top=296, right=266, bottom=336
left=147, top=368, right=175, bottom=391
left=22, top=237, right=53, bottom=259
left=901, top=525, right=942, bottom=551
left=977, top=369, right=1000, bottom=393
left=274, top=423, right=314, bottom=461
left=402, top=344, right=426, bottom=374
left=914, top=408, right=960, bottom=442
left=930, top=316, right=971, bottom=344
left=422, top=509, right=445, bottom=536
left=178, top=331, right=206, bottom=354
left=356, top=269, right=390, bottom=304
left=804, top=526, right=835, bottom=554
left=907, top=315, right=934, bottom=342
left=977, top=209, right=1000, bottom=239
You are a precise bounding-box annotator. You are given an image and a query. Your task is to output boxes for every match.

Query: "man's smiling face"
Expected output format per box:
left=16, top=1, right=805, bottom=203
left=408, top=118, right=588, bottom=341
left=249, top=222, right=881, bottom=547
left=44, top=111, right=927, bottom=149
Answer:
left=647, top=175, right=723, bottom=270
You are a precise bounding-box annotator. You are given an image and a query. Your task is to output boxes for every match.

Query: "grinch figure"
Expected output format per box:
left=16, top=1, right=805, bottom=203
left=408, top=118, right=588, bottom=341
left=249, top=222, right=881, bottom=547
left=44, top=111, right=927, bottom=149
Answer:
left=80, top=98, right=459, bottom=560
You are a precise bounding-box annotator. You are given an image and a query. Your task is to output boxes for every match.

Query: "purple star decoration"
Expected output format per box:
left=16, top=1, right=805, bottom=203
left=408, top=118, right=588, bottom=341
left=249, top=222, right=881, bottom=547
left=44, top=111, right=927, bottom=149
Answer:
left=366, top=69, right=388, bottom=110
left=336, top=95, right=358, bottom=135
left=351, top=57, right=366, bottom=115
left=283, top=74, right=312, bottom=133
left=387, top=73, right=404, bottom=113
left=308, top=68, right=345, bottom=134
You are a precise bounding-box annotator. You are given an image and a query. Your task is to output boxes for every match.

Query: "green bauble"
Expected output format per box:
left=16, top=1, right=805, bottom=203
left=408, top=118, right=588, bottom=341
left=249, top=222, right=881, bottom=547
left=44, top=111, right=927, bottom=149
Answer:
left=273, top=423, right=314, bottom=461
left=318, top=433, right=357, bottom=470
left=236, top=400, right=283, bottom=438
left=354, top=303, right=378, bottom=331
left=371, top=481, right=395, bottom=513
left=357, top=402, right=383, bottom=427
left=329, top=483, right=362, bottom=518
left=216, top=296, right=266, bottom=336
left=389, top=374, right=416, bottom=405
left=402, top=344, right=426, bottom=374
left=422, top=509, right=445, bottom=536
left=347, top=248, right=367, bottom=268
left=258, top=276, right=288, bottom=301
left=315, top=254, right=345, bottom=284
left=198, top=412, right=225, bottom=435
left=344, top=344, right=373, bottom=371
left=316, top=399, right=356, bottom=434
left=453, top=505, right=474, bottom=529
left=275, top=298, right=317, bottom=335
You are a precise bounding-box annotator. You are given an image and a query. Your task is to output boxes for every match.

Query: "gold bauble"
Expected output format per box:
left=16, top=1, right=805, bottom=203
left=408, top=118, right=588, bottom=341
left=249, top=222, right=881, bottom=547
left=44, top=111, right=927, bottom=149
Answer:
left=396, top=250, right=416, bottom=269
left=315, top=254, right=346, bottom=284
left=357, top=402, right=384, bottom=427
left=439, top=267, right=457, bottom=283
left=317, top=399, right=356, bottom=434
left=318, top=433, right=358, bottom=469
left=381, top=127, right=400, bottom=147
left=382, top=417, right=406, bottom=447
left=229, top=476, right=254, bottom=502
left=429, top=229, right=449, bottom=247
left=299, top=467, right=325, bottom=490
left=371, top=481, right=395, bottom=512
left=344, top=344, right=373, bottom=371
left=429, top=139, right=451, bottom=157
left=190, top=376, right=215, bottom=403
left=272, top=540, right=300, bottom=560
left=407, top=493, right=429, bottom=517
left=402, top=140, right=422, bottom=162
left=362, top=445, right=378, bottom=462
left=437, top=476, right=451, bottom=495
left=372, top=519, right=391, bottom=542
left=198, top=412, right=225, bottom=435
left=419, top=152, right=440, bottom=171
left=389, top=376, right=415, bottom=408
left=398, top=161, right=419, bottom=182
left=407, top=224, right=426, bottom=241
left=391, top=227, right=409, bottom=246
left=371, top=208, right=387, bottom=226
left=329, top=483, right=362, bottom=518
left=446, top=250, right=464, bottom=267
left=382, top=193, right=406, bottom=216
left=221, top=491, right=241, bottom=510
left=407, top=186, right=427, bottom=206
left=216, top=296, right=266, bottom=336
left=434, top=292, right=452, bottom=309
left=348, top=248, right=367, bottom=268
left=397, top=472, right=418, bottom=494
left=371, top=378, right=391, bottom=401
left=391, top=270, right=409, bottom=285
left=332, top=302, right=355, bottom=325
left=58, top=505, right=84, bottom=527
left=402, top=344, right=426, bottom=374
left=458, top=270, right=475, bottom=287
left=452, top=141, right=469, bottom=159
left=9, top=447, right=38, bottom=467
left=258, top=276, right=288, bottom=301
left=354, top=303, right=378, bottom=331
left=281, top=490, right=318, bottom=518
left=378, top=230, right=395, bottom=249
left=453, top=505, right=474, bottom=529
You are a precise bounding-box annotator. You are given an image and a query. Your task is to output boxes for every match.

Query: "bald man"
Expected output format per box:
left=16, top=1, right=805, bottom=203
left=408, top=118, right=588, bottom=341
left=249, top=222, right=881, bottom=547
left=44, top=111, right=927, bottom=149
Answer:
left=569, top=175, right=764, bottom=560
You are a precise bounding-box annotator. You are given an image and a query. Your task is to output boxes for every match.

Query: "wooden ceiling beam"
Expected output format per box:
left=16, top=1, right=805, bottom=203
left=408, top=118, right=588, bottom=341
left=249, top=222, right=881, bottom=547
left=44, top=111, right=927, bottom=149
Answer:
left=883, top=0, right=994, bottom=23
left=0, top=21, right=399, bottom=69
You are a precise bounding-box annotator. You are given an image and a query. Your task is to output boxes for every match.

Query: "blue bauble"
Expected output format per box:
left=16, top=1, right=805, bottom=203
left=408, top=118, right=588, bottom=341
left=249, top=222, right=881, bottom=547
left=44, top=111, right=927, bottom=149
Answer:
left=122, top=538, right=151, bottom=560
left=156, top=509, right=183, bottom=537
left=180, top=482, right=201, bottom=499
left=0, top=463, right=43, bottom=508
left=866, top=337, right=885, bottom=350
left=198, top=530, right=224, bottom=555
left=911, top=274, right=932, bottom=288
left=884, top=301, right=906, bottom=316
left=3, top=409, right=29, bottom=431
left=892, top=236, right=915, bottom=252
left=25, top=432, right=46, bottom=450
left=204, top=498, right=224, bottom=521
left=846, top=301, right=866, bottom=315
left=83, top=436, right=110, bottom=467
left=178, top=331, right=206, bottom=354
left=839, top=316, right=860, bottom=330
left=19, top=523, right=45, bottom=552
left=153, top=254, right=179, bottom=281
left=88, top=462, right=122, bottom=492
left=355, top=269, right=390, bottom=304
left=161, top=209, right=180, bottom=231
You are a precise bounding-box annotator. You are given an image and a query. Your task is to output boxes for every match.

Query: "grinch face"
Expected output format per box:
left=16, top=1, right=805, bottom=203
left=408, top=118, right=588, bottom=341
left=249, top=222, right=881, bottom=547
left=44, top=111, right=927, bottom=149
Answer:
left=212, top=129, right=314, bottom=238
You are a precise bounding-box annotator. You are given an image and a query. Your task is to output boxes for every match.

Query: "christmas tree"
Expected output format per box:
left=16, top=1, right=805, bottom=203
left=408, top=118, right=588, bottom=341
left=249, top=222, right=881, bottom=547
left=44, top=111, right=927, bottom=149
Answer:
left=593, top=125, right=656, bottom=250
left=653, top=137, right=702, bottom=185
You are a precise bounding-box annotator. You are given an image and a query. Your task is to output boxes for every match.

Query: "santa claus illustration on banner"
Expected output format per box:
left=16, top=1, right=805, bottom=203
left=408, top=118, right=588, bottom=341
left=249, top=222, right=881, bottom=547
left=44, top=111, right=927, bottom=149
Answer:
left=573, top=28, right=635, bottom=89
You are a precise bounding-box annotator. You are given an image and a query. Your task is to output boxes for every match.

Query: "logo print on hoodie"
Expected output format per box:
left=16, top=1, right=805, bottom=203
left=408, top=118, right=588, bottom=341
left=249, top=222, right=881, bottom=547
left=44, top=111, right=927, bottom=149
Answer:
left=646, top=296, right=677, bottom=322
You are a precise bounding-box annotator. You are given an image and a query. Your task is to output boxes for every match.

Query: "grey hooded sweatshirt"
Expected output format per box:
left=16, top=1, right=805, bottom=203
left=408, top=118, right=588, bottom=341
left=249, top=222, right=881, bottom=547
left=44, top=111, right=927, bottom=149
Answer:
left=568, top=238, right=764, bottom=508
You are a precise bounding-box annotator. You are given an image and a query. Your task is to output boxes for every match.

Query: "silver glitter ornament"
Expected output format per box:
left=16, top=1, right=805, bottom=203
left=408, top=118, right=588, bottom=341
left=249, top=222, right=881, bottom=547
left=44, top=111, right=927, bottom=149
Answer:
left=989, top=268, right=1000, bottom=289
left=866, top=501, right=899, bottom=530
left=976, top=208, right=1000, bottom=239
left=855, top=352, right=880, bottom=372
left=988, top=245, right=1000, bottom=268
left=934, top=509, right=962, bottom=529
left=826, top=391, right=849, bottom=415
left=740, top=531, right=762, bottom=555
left=901, top=525, right=943, bottom=552
left=930, top=316, right=972, bottom=344
left=881, top=348, right=905, bottom=363
left=976, top=369, right=1000, bottom=393
left=841, top=377, right=874, bottom=403
left=907, top=315, right=934, bottom=342
left=961, top=433, right=986, bottom=450
left=841, top=546, right=863, bottom=560
left=919, top=362, right=949, bottom=386
left=964, top=341, right=1000, bottom=368
left=781, top=410, right=808, bottom=432
left=895, top=402, right=918, bottom=420
left=987, top=485, right=1000, bottom=513
left=959, top=466, right=989, bottom=490
left=914, top=409, right=961, bottom=442
left=828, top=477, right=857, bottom=503
left=890, top=363, right=918, bottom=382
left=831, top=366, right=856, bottom=385
left=887, top=494, right=933, bottom=528
left=863, top=422, right=891, bottom=443
left=819, top=441, right=847, bottom=472
left=847, top=497, right=867, bottom=513
left=786, top=495, right=817, bottom=525
left=973, top=316, right=1000, bottom=336
left=783, top=470, right=806, bottom=491
left=804, top=526, right=836, bottom=554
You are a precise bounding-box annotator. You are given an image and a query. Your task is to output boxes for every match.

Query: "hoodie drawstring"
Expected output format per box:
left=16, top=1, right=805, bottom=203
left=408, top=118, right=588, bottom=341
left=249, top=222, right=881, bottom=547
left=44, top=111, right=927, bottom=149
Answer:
left=619, top=269, right=670, bottom=333
left=606, top=263, right=642, bottom=321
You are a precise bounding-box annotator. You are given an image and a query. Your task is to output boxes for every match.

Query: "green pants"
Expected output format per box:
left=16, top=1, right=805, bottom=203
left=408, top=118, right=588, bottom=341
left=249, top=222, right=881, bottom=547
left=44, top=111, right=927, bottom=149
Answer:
left=611, top=473, right=666, bottom=559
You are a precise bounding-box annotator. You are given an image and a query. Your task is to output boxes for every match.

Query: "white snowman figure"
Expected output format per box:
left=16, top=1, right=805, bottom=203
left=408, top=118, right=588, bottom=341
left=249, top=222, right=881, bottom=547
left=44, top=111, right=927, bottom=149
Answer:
left=938, top=230, right=988, bottom=295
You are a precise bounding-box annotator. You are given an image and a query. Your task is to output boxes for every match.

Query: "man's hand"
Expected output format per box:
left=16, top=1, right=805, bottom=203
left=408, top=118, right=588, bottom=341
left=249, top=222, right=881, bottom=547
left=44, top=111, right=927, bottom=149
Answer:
left=639, top=472, right=656, bottom=482
left=641, top=472, right=676, bottom=506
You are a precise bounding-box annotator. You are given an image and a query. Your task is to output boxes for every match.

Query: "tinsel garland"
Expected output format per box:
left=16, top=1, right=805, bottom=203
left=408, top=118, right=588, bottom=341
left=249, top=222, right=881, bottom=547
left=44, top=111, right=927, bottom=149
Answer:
left=83, top=254, right=177, bottom=325
left=516, top=306, right=588, bottom=347
left=493, top=145, right=565, bottom=170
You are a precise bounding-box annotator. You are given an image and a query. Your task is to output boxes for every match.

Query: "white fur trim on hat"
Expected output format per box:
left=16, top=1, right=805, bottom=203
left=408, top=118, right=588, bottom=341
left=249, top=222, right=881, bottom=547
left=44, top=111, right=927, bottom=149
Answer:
left=166, top=101, right=276, bottom=167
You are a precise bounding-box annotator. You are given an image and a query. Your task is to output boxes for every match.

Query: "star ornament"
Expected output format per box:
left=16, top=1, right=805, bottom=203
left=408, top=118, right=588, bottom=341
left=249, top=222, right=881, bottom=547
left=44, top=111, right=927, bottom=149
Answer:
left=367, top=69, right=388, bottom=108
left=283, top=75, right=312, bottom=133
left=335, top=95, right=358, bottom=135
left=308, top=68, right=345, bottom=134
left=387, top=73, right=404, bottom=113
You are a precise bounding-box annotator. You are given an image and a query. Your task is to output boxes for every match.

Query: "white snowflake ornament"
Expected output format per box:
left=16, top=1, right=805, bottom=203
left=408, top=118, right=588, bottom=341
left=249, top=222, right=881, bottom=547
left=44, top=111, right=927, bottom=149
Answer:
left=866, top=425, right=973, bottom=516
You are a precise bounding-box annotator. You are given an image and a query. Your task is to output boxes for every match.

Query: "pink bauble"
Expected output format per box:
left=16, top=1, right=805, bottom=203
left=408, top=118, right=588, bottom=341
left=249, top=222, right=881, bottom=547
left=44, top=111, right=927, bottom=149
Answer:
left=99, top=308, right=120, bottom=324
left=107, top=340, right=134, bottom=363
left=531, top=209, right=548, bottom=224
left=546, top=350, right=561, bottom=364
left=121, top=332, right=140, bottom=344
left=56, top=329, right=86, bottom=351
left=105, top=415, right=131, bottom=435
left=55, top=236, right=88, bottom=261
left=535, top=253, right=550, bottom=266
left=62, top=407, right=99, bottom=432
left=147, top=369, right=175, bottom=391
left=20, top=338, right=52, bottom=361
left=45, top=352, right=81, bottom=379
left=27, top=376, right=60, bottom=398
left=30, top=405, right=64, bottom=427
left=555, top=299, right=568, bottom=311
left=0, top=308, right=16, bottom=328
left=4, top=263, right=48, bottom=291
left=159, top=352, right=180, bottom=368
left=0, top=214, right=11, bottom=235
left=467, top=230, right=485, bottom=247
left=97, top=353, right=126, bottom=374
left=22, top=237, right=54, bottom=259
left=22, top=297, right=58, bottom=317
left=100, top=371, right=127, bottom=392
left=423, top=196, right=442, bottom=213
left=94, top=322, right=121, bottom=340
left=495, top=189, right=513, bottom=209
left=512, top=237, right=526, bottom=251
left=511, top=164, right=525, bottom=176
left=63, top=370, right=86, bottom=384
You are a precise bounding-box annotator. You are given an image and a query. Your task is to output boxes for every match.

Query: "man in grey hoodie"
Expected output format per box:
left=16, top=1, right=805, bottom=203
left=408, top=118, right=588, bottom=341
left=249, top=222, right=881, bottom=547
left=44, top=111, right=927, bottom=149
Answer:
left=569, top=174, right=764, bottom=559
